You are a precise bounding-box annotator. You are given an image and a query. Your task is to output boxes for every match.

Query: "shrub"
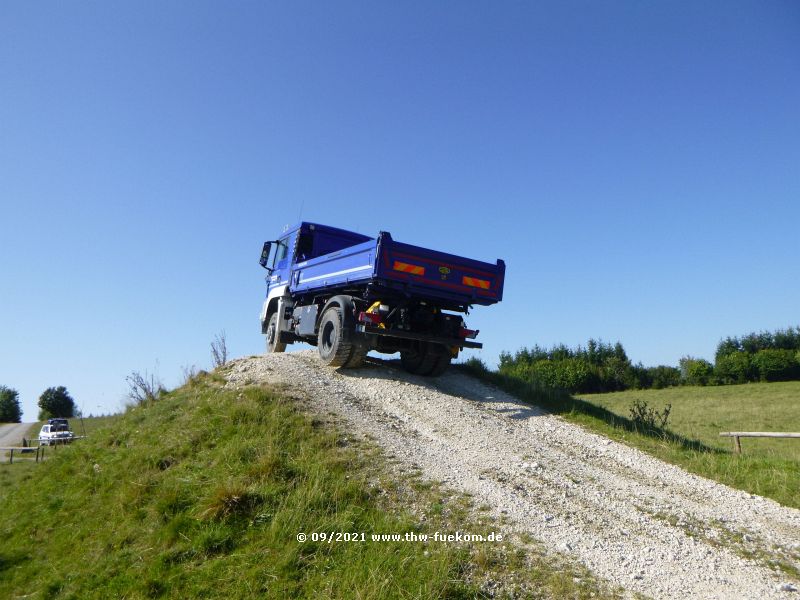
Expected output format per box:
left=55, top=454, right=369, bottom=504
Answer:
left=647, top=365, right=682, bottom=389
left=461, top=357, right=489, bottom=374
left=714, top=352, right=754, bottom=384
left=626, top=363, right=652, bottom=389
left=679, top=357, right=714, bottom=386
left=751, top=349, right=800, bottom=382
left=126, top=371, right=165, bottom=406
left=498, top=340, right=635, bottom=394
left=522, top=359, right=597, bottom=393
left=211, top=330, right=228, bottom=368
left=628, top=399, right=671, bottom=433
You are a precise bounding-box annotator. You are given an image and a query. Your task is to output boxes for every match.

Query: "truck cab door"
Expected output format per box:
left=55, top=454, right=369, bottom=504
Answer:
left=266, top=233, right=294, bottom=296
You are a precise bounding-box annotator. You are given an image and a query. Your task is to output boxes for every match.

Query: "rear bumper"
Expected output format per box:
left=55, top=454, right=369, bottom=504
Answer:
left=356, top=325, right=482, bottom=349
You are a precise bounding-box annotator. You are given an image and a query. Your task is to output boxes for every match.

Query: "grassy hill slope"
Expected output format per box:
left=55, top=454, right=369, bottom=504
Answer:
left=0, top=371, right=609, bottom=600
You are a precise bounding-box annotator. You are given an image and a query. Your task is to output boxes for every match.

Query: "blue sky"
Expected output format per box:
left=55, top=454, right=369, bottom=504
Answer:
left=1, top=2, right=798, bottom=420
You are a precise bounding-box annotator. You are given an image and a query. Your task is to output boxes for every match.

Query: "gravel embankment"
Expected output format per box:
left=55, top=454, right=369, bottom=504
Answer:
left=224, top=351, right=800, bottom=599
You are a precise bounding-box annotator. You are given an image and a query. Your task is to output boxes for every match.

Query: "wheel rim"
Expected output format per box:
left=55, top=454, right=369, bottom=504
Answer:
left=321, top=320, right=336, bottom=354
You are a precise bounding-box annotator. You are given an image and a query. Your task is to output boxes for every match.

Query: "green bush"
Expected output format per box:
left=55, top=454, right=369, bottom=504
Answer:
left=751, top=349, right=800, bottom=382
left=679, top=357, right=714, bottom=386
left=628, top=399, right=672, bottom=433
left=498, top=340, right=636, bottom=394
left=647, top=366, right=682, bottom=389
left=714, top=352, right=754, bottom=384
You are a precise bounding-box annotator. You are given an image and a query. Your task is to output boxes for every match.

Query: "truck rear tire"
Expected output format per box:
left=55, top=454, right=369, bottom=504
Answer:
left=317, top=307, right=354, bottom=367
left=265, top=312, right=286, bottom=353
left=344, top=346, right=368, bottom=368
left=401, top=343, right=451, bottom=376
left=426, top=349, right=452, bottom=376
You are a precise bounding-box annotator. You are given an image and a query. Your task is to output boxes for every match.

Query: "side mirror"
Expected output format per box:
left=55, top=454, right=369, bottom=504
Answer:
left=259, top=241, right=275, bottom=271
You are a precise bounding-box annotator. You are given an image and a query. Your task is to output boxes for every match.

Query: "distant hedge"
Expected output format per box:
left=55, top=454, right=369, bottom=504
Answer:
left=497, top=326, right=800, bottom=394
left=715, top=327, right=800, bottom=383
left=498, top=340, right=680, bottom=394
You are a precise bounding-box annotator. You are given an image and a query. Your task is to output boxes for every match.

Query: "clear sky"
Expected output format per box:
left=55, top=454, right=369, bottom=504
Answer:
left=2, top=2, right=799, bottom=421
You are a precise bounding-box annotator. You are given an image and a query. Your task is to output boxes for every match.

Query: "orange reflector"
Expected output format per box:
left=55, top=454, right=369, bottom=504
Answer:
left=393, top=260, right=425, bottom=276
left=462, top=276, right=490, bottom=289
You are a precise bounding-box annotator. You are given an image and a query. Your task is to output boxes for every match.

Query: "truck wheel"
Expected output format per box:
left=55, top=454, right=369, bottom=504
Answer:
left=344, top=346, right=368, bottom=368
left=317, top=307, right=354, bottom=367
left=426, top=349, right=452, bottom=377
left=401, top=343, right=451, bottom=376
left=400, top=346, right=427, bottom=374
left=265, top=313, right=286, bottom=353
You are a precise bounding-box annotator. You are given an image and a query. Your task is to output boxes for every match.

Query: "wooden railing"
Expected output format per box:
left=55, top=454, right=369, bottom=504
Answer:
left=1, top=436, right=86, bottom=464
left=719, top=432, right=800, bottom=454
left=0, top=446, right=45, bottom=464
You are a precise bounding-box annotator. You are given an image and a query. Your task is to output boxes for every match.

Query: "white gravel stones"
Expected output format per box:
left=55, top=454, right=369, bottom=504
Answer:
left=225, top=351, right=800, bottom=599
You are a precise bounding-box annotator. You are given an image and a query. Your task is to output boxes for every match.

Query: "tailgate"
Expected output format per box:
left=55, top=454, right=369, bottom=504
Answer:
left=376, top=233, right=505, bottom=305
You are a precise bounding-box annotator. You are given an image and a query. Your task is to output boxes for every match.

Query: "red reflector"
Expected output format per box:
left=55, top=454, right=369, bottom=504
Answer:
left=462, top=276, right=490, bottom=289
left=358, top=311, right=383, bottom=325
left=459, top=328, right=478, bottom=339
left=393, top=260, right=425, bottom=276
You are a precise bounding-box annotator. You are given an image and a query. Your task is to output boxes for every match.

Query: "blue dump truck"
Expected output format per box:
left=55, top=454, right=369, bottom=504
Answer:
left=259, top=222, right=505, bottom=376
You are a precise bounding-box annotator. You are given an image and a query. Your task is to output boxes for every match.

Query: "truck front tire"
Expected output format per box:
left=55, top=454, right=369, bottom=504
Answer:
left=265, top=312, right=286, bottom=353
left=317, top=307, right=355, bottom=367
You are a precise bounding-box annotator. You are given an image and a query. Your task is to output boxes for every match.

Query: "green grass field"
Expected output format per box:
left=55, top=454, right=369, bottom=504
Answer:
left=577, top=381, right=800, bottom=460
left=460, top=363, right=800, bottom=510
left=0, top=371, right=615, bottom=600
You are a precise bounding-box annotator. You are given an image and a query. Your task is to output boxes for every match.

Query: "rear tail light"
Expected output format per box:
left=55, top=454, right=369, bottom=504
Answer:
left=459, top=328, right=479, bottom=339
left=359, top=311, right=383, bottom=325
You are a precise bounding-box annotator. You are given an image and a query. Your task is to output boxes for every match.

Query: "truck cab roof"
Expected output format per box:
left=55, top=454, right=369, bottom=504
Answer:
left=274, top=223, right=373, bottom=263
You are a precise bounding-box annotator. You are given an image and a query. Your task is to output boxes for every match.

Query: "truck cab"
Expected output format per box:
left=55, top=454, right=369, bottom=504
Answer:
left=259, top=224, right=371, bottom=299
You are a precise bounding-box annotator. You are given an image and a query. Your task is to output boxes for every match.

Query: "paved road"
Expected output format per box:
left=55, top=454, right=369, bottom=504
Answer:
left=0, top=422, right=34, bottom=448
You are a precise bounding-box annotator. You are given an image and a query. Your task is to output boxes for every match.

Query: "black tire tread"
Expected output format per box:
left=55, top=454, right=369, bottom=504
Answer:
left=344, top=346, right=368, bottom=368
left=265, top=312, right=287, bottom=353
left=400, top=343, right=450, bottom=376
left=318, top=307, right=354, bottom=367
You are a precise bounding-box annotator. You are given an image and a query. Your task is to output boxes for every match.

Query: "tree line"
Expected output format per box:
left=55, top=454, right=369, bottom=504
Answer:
left=0, top=386, right=78, bottom=423
left=498, top=326, right=800, bottom=395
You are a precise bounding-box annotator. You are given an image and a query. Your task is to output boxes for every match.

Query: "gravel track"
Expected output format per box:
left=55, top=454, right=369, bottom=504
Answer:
left=225, top=351, right=800, bottom=599
left=0, top=422, right=32, bottom=449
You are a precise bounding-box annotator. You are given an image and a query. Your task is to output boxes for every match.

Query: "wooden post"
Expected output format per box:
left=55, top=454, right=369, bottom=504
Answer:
left=36, top=446, right=40, bottom=463
left=9, top=449, right=13, bottom=464
left=734, top=435, right=741, bottom=454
